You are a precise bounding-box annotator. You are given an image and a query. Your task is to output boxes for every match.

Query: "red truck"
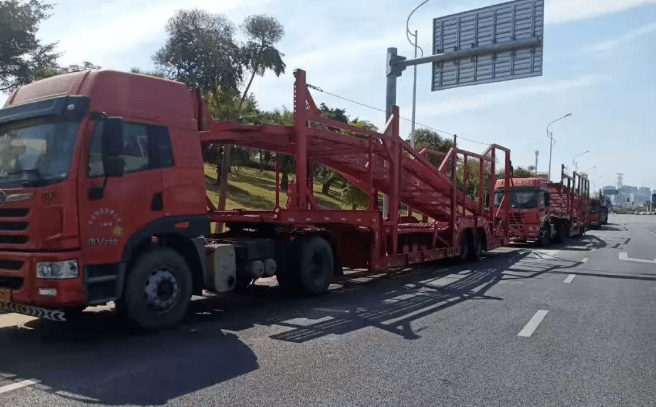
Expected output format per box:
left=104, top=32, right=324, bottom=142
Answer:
left=0, top=69, right=514, bottom=329
left=587, top=197, right=608, bottom=229
left=493, top=166, right=590, bottom=246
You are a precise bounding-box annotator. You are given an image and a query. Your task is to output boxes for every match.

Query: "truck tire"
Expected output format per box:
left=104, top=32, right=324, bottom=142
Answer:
left=119, top=248, right=192, bottom=330
left=275, top=243, right=302, bottom=293
left=469, top=234, right=483, bottom=261
left=458, top=234, right=470, bottom=263
left=298, top=236, right=334, bottom=295
left=554, top=223, right=566, bottom=244
left=538, top=224, right=551, bottom=247
left=62, top=307, right=86, bottom=323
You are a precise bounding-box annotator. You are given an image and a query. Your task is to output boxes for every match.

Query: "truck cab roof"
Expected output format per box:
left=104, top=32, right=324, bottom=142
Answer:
left=3, top=70, right=198, bottom=130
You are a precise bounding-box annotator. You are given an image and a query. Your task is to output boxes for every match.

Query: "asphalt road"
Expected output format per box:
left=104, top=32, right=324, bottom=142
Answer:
left=1, top=214, right=655, bottom=406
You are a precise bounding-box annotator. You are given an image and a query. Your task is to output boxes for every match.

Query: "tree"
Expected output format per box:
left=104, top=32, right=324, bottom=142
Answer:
left=513, top=167, right=533, bottom=178
left=129, top=67, right=166, bottom=79
left=342, top=183, right=369, bottom=210
left=36, top=61, right=101, bottom=80
left=257, top=107, right=295, bottom=190
left=315, top=103, right=349, bottom=194
left=411, top=128, right=453, bottom=152
left=153, top=9, right=243, bottom=96
left=238, top=15, right=285, bottom=110
left=0, top=0, right=60, bottom=93
left=410, top=128, right=453, bottom=167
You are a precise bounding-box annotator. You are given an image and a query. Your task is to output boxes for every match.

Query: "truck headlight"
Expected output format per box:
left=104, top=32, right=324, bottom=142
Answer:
left=36, top=260, right=78, bottom=279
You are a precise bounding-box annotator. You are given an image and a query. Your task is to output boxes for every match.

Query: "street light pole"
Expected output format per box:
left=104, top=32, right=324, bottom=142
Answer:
left=572, top=150, right=589, bottom=173
left=406, top=0, right=430, bottom=149
left=546, top=113, right=572, bottom=181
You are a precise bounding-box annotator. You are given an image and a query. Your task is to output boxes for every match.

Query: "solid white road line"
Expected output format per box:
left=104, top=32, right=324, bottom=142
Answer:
left=619, top=252, right=656, bottom=264
left=581, top=258, right=588, bottom=263
left=563, top=274, right=576, bottom=283
left=0, top=379, right=38, bottom=394
left=518, top=310, right=549, bottom=338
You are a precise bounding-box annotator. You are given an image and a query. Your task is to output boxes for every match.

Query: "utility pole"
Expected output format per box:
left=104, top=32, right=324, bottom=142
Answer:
left=616, top=173, right=624, bottom=208
left=534, top=150, right=539, bottom=174
left=546, top=113, right=572, bottom=180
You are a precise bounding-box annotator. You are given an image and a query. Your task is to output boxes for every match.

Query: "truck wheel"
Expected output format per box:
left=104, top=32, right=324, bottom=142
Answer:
left=458, top=234, right=470, bottom=263
left=298, top=236, right=334, bottom=295
left=554, top=223, right=566, bottom=244
left=233, top=276, right=254, bottom=294
left=275, top=243, right=301, bottom=293
left=538, top=224, right=551, bottom=247
left=469, top=234, right=483, bottom=260
left=62, top=307, right=86, bottom=323
left=120, top=248, right=192, bottom=330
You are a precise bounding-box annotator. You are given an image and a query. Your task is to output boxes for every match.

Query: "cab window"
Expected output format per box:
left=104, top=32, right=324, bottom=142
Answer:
left=89, top=121, right=173, bottom=177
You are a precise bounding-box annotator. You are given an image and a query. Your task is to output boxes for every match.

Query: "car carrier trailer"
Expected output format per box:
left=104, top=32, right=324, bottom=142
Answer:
left=493, top=165, right=590, bottom=246
left=0, top=68, right=513, bottom=329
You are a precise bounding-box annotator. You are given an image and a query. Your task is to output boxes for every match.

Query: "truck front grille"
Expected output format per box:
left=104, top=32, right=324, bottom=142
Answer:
left=0, top=236, right=28, bottom=245
left=0, top=209, right=29, bottom=218
left=0, top=208, right=29, bottom=246
left=0, top=260, right=23, bottom=270
left=0, top=276, right=23, bottom=290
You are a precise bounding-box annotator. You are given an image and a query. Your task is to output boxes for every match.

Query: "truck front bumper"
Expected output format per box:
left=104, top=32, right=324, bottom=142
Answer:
left=0, top=250, right=85, bottom=309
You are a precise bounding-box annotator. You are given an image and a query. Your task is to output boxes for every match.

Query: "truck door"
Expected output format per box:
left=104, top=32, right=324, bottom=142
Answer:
left=78, top=119, right=174, bottom=266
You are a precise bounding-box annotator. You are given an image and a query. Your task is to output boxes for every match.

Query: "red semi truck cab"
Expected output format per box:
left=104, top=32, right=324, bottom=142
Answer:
left=493, top=177, right=556, bottom=245
left=494, top=169, right=590, bottom=246
left=0, top=71, right=210, bottom=322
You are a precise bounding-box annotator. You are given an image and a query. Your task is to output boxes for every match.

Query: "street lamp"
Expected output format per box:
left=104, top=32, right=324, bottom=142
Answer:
left=546, top=113, right=572, bottom=180
left=572, top=150, right=589, bottom=173
left=406, top=0, right=430, bottom=148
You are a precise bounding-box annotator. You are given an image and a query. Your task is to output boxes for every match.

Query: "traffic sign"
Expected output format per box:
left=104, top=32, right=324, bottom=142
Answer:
left=432, top=0, right=544, bottom=91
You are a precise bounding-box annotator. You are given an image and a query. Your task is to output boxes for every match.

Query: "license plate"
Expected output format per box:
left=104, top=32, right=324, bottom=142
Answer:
left=0, top=289, right=10, bottom=303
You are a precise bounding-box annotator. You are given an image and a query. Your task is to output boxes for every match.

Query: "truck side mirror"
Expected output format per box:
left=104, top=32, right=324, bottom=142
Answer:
left=485, top=193, right=490, bottom=207
left=102, top=118, right=125, bottom=177
left=544, top=192, right=550, bottom=207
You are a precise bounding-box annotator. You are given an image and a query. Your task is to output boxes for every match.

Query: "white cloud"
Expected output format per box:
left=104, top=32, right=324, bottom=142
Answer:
left=547, top=0, right=656, bottom=24
left=590, top=21, right=656, bottom=54
left=417, top=75, right=606, bottom=117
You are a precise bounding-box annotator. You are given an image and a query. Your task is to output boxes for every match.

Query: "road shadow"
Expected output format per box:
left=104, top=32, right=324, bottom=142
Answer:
left=183, top=249, right=539, bottom=343
left=0, top=311, right=258, bottom=405
left=1, top=238, right=647, bottom=405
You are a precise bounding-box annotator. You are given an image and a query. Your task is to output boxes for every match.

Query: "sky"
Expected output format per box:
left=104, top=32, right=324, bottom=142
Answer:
left=2, top=0, right=656, bottom=190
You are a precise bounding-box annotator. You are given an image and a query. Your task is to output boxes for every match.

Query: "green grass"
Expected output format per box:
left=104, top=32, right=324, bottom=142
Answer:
left=204, top=164, right=346, bottom=210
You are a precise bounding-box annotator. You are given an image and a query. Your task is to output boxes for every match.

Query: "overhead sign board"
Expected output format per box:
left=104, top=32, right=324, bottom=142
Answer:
left=432, top=0, right=544, bottom=91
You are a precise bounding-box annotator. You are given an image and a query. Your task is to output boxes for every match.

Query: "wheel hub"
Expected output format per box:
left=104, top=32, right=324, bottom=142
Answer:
left=144, top=268, right=179, bottom=311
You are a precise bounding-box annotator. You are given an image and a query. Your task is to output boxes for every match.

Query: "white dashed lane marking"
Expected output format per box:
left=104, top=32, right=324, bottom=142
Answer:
left=518, top=310, right=549, bottom=338
left=0, top=379, right=38, bottom=394
left=619, top=252, right=656, bottom=264
left=563, top=274, right=576, bottom=283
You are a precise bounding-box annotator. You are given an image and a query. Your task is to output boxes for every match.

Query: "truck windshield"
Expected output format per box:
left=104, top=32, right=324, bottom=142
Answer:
left=589, top=204, right=599, bottom=213
left=494, top=188, right=539, bottom=209
left=0, top=117, right=79, bottom=187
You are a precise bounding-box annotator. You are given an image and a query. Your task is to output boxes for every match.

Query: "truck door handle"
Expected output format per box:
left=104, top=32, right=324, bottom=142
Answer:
left=151, top=193, right=163, bottom=211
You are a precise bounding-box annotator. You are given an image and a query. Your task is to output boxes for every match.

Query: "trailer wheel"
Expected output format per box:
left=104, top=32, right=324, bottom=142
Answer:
left=119, top=248, right=192, bottom=330
left=298, top=236, right=334, bottom=295
left=538, top=224, right=551, bottom=247
left=458, top=234, right=470, bottom=262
